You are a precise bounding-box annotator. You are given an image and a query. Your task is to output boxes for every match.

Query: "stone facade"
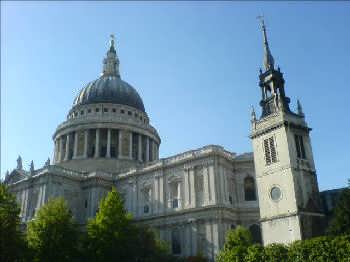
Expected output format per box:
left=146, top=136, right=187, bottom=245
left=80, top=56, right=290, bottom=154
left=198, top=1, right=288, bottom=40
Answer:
left=6, top=146, right=260, bottom=261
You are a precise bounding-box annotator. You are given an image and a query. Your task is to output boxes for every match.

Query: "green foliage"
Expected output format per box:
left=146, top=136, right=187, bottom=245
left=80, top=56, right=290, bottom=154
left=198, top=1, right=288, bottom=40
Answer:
left=26, top=198, right=80, bottom=262
left=244, top=244, right=264, bottom=262
left=85, top=187, right=174, bottom=262
left=288, top=235, right=350, bottom=262
left=0, top=183, right=26, bottom=262
left=264, top=243, right=288, bottom=262
left=327, top=188, right=350, bottom=236
left=216, top=226, right=253, bottom=262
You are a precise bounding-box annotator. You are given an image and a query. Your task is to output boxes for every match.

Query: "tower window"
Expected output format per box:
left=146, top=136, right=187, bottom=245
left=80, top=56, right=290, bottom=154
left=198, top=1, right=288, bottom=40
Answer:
left=294, top=134, right=306, bottom=159
left=264, top=136, right=278, bottom=165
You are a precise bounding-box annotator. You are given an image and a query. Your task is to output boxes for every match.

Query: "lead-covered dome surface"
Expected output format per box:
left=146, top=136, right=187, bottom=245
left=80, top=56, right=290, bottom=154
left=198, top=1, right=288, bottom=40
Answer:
left=72, top=35, right=145, bottom=112
left=73, top=76, right=145, bottom=112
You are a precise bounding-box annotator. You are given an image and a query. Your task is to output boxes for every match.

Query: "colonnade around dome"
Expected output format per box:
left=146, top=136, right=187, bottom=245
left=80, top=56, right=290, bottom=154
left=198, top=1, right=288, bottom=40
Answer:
left=53, top=128, right=159, bottom=164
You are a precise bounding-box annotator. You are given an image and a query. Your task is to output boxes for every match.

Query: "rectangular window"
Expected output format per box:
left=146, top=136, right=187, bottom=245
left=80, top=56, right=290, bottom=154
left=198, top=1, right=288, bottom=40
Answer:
left=264, top=136, right=278, bottom=165
left=294, top=134, right=306, bottom=159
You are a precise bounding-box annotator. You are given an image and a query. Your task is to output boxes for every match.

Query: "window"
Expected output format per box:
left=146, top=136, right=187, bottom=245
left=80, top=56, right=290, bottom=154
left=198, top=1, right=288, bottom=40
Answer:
left=121, top=109, right=125, bottom=114
left=112, top=108, right=116, bottom=113
left=169, top=182, right=180, bottom=209
left=244, top=177, right=257, bottom=201
left=144, top=204, right=149, bottom=213
left=128, top=111, right=132, bottom=116
left=104, top=108, right=108, bottom=113
left=84, top=200, right=88, bottom=208
left=88, top=109, right=91, bottom=113
left=80, top=110, right=84, bottom=115
left=95, top=108, right=99, bottom=112
left=294, top=134, right=306, bottom=159
left=171, top=229, right=181, bottom=255
left=263, top=136, right=277, bottom=165
left=142, top=187, right=151, bottom=214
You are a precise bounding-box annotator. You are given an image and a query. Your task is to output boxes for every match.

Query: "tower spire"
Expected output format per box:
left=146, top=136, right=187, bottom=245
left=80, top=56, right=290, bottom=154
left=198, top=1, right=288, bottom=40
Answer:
left=257, top=16, right=275, bottom=71
left=102, top=34, right=120, bottom=77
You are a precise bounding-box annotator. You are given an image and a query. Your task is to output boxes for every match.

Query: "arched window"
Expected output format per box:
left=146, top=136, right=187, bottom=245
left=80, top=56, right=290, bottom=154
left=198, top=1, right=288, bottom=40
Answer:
left=249, top=224, right=262, bottom=244
left=244, top=177, right=257, bottom=201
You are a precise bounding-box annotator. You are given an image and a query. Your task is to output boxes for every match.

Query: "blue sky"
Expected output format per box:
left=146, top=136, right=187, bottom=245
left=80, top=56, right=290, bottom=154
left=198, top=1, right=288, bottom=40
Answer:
left=1, top=2, right=349, bottom=190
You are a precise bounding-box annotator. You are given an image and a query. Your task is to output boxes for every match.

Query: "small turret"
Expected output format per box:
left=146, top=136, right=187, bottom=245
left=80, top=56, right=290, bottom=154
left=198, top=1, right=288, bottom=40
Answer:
left=30, top=161, right=35, bottom=175
left=297, top=99, right=304, bottom=117
left=17, top=155, right=23, bottom=170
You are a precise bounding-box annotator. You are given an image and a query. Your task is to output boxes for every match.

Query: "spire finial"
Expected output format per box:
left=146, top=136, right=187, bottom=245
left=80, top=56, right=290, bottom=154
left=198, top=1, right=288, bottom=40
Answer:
left=257, top=16, right=275, bottom=71
left=110, top=34, right=115, bottom=49
left=102, top=34, right=120, bottom=77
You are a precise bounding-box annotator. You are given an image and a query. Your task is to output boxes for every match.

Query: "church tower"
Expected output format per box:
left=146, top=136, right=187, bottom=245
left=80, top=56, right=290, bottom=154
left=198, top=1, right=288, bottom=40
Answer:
left=251, top=18, right=324, bottom=246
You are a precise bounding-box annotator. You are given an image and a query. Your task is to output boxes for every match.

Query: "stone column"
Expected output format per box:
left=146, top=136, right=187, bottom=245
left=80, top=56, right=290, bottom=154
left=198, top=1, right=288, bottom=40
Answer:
left=184, top=168, right=190, bottom=208
left=212, top=222, right=219, bottom=258
left=206, top=222, right=214, bottom=260
left=189, top=167, right=196, bottom=208
left=73, top=132, right=78, bottom=159
left=177, top=181, right=182, bottom=209
left=138, top=134, right=142, bottom=161
left=129, top=132, right=133, bottom=159
left=106, top=129, right=111, bottom=158
left=94, top=129, right=100, bottom=158
left=209, top=165, right=216, bottom=204
left=203, top=165, right=210, bottom=205
left=132, top=182, right=138, bottom=217
left=83, top=130, right=88, bottom=158
left=154, top=177, right=159, bottom=214
left=53, top=140, right=57, bottom=163
left=64, top=134, right=70, bottom=161
left=118, top=130, right=123, bottom=159
left=145, top=137, right=150, bottom=162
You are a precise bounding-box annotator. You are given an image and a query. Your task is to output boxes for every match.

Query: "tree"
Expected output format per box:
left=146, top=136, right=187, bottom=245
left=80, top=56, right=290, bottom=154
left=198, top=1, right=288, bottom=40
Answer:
left=244, top=244, right=264, bottom=262
left=264, top=243, right=288, bottom=261
left=327, top=188, right=350, bottom=236
left=216, top=226, right=253, bottom=262
left=85, top=187, right=174, bottom=262
left=0, top=183, right=26, bottom=262
left=26, top=198, right=80, bottom=262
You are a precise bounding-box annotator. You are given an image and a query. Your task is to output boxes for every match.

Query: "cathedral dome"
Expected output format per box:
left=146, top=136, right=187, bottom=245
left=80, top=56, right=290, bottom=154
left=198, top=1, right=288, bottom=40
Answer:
left=73, top=76, right=145, bottom=112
